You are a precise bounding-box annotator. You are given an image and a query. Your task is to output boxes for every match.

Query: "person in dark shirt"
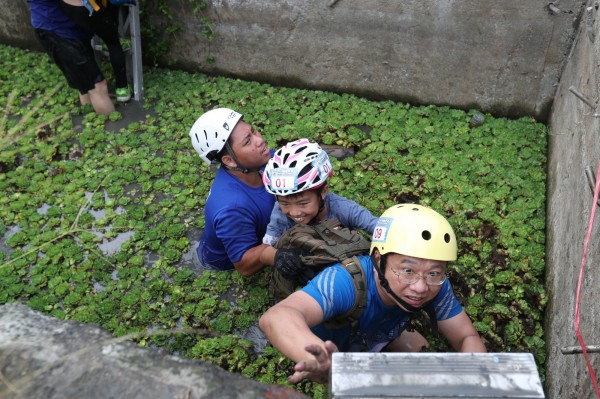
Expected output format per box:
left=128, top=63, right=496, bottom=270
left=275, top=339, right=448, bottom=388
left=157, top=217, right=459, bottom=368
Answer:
left=27, top=0, right=115, bottom=114
left=60, top=0, right=131, bottom=102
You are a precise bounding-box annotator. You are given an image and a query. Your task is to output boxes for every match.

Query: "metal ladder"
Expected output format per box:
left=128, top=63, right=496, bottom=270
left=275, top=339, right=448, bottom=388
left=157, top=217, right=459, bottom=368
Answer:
left=119, top=3, right=143, bottom=102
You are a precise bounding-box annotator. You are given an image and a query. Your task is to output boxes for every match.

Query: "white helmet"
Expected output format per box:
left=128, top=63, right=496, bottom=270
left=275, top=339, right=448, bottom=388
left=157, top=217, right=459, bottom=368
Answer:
left=189, top=108, right=243, bottom=165
left=263, top=138, right=333, bottom=196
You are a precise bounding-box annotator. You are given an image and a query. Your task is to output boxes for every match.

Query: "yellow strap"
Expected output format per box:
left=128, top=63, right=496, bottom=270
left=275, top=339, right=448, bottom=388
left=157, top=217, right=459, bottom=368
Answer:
left=87, top=0, right=101, bottom=12
left=87, top=0, right=108, bottom=12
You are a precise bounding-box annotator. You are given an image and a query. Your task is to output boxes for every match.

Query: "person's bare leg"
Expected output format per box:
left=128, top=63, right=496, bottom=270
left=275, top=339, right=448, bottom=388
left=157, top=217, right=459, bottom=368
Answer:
left=79, top=92, right=91, bottom=105
left=385, top=330, right=429, bottom=352
left=88, top=79, right=115, bottom=115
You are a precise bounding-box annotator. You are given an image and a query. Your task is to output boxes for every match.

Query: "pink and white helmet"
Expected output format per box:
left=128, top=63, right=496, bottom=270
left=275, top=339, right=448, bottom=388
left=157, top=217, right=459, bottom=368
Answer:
left=263, top=138, right=333, bottom=196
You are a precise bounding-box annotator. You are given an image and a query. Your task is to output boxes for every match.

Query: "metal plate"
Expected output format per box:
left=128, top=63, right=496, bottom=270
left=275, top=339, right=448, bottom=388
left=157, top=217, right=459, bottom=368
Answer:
left=330, top=352, right=545, bottom=398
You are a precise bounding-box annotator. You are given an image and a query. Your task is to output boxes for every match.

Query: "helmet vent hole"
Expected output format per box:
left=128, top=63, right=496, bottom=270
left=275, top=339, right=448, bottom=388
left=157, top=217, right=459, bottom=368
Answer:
left=421, top=230, right=431, bottom=240
left=444, top=233, right=451, bottom=243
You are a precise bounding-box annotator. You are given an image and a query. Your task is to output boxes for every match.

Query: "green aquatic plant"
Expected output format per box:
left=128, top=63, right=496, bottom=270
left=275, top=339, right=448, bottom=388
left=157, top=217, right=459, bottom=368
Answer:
left=0, top=43, right=548, bottom=395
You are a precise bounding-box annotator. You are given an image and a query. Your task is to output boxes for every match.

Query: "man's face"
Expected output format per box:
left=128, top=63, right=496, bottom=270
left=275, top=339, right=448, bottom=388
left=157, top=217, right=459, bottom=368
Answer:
left=277, top=189, right=325, bottom=224
left=375, top=253, right=447, bottom=309
left=227, top=120, right=271, bottom=169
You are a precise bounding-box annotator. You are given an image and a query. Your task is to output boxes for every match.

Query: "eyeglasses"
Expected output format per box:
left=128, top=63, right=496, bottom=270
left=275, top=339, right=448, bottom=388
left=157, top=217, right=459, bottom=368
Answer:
left=391, top=269, right=447, bottom=286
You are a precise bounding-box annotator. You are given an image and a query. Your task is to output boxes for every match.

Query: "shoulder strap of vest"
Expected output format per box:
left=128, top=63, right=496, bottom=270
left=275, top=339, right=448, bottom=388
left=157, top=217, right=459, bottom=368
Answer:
left=312, top=218, right=362, bottom=244
left=323, top=256, right=367, bottom=334
left=310, top=219, right=370, bottom=260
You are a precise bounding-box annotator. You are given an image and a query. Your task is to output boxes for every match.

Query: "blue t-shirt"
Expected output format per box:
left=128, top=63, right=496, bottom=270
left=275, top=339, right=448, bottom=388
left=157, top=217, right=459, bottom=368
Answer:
left=196, top=167, right=275, bottom=270
left=302, top=255, right=463, bottom=352
left=28, top=0, right=93, bottom=41
left=262, top=193, right=378, bottom=245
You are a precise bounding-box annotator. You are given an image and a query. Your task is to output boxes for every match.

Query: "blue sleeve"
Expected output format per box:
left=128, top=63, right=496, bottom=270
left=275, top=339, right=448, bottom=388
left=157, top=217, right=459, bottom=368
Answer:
left=433, top=280, right=463, bottom=320
left=326, top=193, right=379, bottom=235
left=302, top=265, right=356, bottom=320
left=213, top=206, right=261, bottom=264
left=28, top=0, right=95, bottom=40
left=81, top=0, right=95, bottom=13
left=262, top=201, right=293, bottom=245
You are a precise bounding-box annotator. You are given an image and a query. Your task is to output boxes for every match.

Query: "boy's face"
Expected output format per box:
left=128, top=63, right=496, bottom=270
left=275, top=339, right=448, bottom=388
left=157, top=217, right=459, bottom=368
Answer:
left=278, top=188, right=327, bottom=224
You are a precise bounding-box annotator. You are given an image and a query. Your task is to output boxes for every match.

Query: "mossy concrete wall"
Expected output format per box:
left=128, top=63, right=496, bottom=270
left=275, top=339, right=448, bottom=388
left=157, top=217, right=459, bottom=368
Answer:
left=0, top=0, right=587, bottom=121
left=545, top=2, right=600, bottom=398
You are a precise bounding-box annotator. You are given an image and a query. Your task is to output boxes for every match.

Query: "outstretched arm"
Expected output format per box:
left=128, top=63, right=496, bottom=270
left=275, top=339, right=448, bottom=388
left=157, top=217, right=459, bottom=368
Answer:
left=259, top=245, right=276, bottom=266
left=259, top=291, right=337, bottom=383
left=234, top=244, right=270, bottom=276
left=438, top=310, right=486, bottom=352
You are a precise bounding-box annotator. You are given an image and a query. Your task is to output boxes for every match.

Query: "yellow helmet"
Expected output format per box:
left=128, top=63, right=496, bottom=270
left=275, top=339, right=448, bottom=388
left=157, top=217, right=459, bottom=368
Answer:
left=370, top=204, right=457, bottom=261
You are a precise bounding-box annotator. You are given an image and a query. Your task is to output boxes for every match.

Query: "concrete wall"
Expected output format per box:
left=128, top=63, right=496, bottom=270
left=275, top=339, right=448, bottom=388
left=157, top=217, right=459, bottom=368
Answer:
left=0, top=0, right=40, bottom=50
left=0, top=303, right=308, bottom=399
left=3, top=0, right=600, bottom=397
left=545, top=2, right=600, bottom=398
left=167, top=0, right=587, bottom=122
left=0, top=0, right=586, bottom=121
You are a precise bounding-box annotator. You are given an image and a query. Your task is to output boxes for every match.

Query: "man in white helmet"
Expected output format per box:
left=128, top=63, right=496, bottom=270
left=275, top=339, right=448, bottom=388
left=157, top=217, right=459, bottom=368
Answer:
left=259, top=204, right=486, bottom=383
left=189, top=108, right=274, bottom=275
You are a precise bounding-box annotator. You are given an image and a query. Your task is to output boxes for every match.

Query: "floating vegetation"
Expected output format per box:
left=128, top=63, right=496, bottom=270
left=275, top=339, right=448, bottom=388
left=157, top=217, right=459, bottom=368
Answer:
left=0, top=44, right=547, bottom=397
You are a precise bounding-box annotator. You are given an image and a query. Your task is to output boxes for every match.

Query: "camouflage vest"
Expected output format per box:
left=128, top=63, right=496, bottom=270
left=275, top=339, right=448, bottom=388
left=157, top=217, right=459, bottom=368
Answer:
left=268, top=218, right=371, bottom=302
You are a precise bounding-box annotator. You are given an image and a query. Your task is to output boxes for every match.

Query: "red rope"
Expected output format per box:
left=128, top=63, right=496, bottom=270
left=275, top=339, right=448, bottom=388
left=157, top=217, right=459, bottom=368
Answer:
left=574, top=160, right=600, bottom=398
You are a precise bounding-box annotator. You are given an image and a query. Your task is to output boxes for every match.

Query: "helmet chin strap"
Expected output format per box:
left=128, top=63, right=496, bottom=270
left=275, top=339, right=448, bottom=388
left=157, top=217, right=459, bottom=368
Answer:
left=375, top=254, right=421, bottom=313
left=308, top=186, right=327, bottom=226
left=222, top=142, right=262, bottom=174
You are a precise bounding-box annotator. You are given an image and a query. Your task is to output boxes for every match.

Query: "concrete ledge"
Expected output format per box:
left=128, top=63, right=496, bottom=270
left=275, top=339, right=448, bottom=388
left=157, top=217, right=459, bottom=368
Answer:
left=0, top=0, right=586, bottom=121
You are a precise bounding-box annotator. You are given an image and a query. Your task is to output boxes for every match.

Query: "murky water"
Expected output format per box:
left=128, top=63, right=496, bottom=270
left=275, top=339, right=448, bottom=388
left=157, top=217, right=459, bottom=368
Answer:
left=237, top=323, right=269, bottom=353
left=1, top=198, right=268, bottom=354
left=1, top=104, right=269, bottom=355
left=36, top=204, right=51, bottom=215
left=98, top=231, right=136, bottom=256
left=0, top=225, right=20, bottom=260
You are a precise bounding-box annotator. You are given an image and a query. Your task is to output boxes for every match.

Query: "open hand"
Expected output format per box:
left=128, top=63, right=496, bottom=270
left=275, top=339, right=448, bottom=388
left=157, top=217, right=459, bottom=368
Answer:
left=288, top=340, right=339, bottom=384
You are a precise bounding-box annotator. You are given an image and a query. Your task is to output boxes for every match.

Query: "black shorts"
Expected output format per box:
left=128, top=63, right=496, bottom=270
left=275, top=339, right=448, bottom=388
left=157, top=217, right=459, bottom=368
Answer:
left=60, top=2, right=121, bottom=47
left=34, top=28, right=105, bottom=94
